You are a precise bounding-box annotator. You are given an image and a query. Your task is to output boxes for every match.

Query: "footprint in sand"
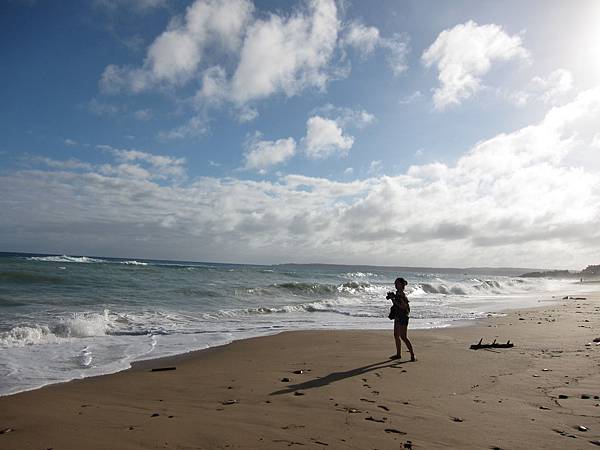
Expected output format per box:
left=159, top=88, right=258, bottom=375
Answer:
left=365, top=416, right=387, bottom=423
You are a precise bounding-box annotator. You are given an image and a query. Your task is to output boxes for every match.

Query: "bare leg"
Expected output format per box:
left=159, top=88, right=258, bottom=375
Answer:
left=392, top=320, right=402, bottom=358
left=399, top=325, right=415, bottom=361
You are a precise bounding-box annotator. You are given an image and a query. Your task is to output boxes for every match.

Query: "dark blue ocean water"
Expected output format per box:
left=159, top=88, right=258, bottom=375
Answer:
left=0, top=252, right=578, bottom=395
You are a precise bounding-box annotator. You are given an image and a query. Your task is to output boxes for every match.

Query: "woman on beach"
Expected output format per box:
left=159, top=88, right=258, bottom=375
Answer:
left=391, top=277, right=415, bottom=361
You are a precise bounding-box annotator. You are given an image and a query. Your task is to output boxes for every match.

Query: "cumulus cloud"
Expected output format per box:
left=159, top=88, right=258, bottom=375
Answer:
left=8, top=95, right=600, bottom=266
left=158, top=115, right=209, bottom=140
left=532, top=68, right=574, bottom=104
left=100, top=0, right=254, bottom=93
left=380, top=33, right=410, bottom=76
left=342, top=22, right=380, bottom=57
left=342, top=22, right=409, bottom=76
left=304, top=116, right=354, bottom=159
left=502, top=68, right=574, bottom=107
left=230, top=0, right=340, bottom=103
left=312, top=104, right=376, bottom=129
left=422, top=21, right=530, bottom=110
left=243, top=135, right=297, bottom=172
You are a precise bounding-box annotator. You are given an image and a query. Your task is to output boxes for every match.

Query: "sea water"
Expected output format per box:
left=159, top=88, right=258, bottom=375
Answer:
left=0, top=252, right=584, bottom=396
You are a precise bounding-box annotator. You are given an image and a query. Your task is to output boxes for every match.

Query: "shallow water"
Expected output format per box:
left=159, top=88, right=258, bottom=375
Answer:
left=0, top=252, right=582, bottom=396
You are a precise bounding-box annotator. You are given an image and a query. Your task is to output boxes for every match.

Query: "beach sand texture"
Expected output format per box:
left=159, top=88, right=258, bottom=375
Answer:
left=1, top=293, right=599, bottom=449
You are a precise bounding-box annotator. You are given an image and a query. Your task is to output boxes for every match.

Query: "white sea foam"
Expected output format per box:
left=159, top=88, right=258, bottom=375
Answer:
left=1, top=310, right=113, bottom=348
left=1, top=256, right=590, bottom=397
left=27, top=255, right=106, bottom=264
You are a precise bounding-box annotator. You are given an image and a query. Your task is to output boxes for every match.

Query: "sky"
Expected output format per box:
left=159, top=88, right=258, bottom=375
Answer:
left=1, top=0, right=600, bottom=268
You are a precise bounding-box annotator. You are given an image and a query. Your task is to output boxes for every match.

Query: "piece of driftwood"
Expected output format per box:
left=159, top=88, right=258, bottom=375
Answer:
left=470, top=338, right=514, bottom=350
left=150, top=367, right=177, bottom=372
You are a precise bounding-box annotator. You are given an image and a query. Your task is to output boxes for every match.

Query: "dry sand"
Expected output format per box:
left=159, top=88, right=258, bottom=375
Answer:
left=1, top=291, right=599, bottom=449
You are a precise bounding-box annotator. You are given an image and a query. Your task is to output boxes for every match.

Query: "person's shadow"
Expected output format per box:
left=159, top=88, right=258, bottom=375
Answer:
left=270, top=359, right=408, bottom=396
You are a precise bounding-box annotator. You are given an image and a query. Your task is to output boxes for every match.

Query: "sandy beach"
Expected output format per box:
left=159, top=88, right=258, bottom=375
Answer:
left=1, top=291, right=599, bottom=450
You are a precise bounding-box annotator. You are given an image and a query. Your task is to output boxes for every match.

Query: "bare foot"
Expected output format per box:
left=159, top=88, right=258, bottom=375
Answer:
left=410, top=355, right=416, bottom=362
left=389, top=354, right=401, bottom=360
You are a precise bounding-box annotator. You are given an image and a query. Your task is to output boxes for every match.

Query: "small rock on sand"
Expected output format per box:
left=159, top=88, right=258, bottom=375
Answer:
left=222, top=400, right=238, bottom=405
left=0, top=428, right=13, bottom=434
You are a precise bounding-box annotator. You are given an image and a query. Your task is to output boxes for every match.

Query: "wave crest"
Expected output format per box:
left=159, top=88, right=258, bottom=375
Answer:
left=27, top=255, right=106, bottom=264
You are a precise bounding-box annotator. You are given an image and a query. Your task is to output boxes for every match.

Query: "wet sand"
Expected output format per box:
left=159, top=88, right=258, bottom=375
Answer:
left=1, top=291, right=599, bottom=449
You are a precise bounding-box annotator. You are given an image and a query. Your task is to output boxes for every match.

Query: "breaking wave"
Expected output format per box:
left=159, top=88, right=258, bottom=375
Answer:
left=26, top=255, right=106, bottom=264
left=1, top=310, right=114, bottom=347
left=410, top=278, right=535, bottom=297
left=246, top=281, right=375, bottom=298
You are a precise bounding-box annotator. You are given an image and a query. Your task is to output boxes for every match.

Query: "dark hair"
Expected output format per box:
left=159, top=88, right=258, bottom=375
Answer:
left=395, top=277, right=407, bottom=286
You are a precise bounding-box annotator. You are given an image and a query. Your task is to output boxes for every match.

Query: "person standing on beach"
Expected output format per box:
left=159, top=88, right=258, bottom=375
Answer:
left=391, top=277, right=415, bottom=361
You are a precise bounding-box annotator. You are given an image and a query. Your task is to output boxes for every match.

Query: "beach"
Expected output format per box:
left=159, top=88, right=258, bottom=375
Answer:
left=1, top=291, right=599, bottom=449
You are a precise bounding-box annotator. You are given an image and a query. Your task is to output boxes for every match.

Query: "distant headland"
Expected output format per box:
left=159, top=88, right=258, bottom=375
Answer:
left=520, top=264, right=600, bottom=280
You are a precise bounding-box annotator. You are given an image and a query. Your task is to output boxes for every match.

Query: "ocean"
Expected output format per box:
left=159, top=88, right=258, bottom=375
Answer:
left=0, top=252, right=583, bottom=396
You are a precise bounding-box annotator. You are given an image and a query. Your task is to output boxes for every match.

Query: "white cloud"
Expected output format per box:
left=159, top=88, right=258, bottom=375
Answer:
left=399, top=90, right=422, bottom=105
left=342, top=22, right=380, bottom=57
left=344, top=167, right=354, bottom=175
left=380, top=33, right=410, bottom=76
left=532, top=68, right=574, bottom=104
left=243, top=135, right=297, bottom=171
left=422, top=21, right=530, bottom=110
left=5, top=90, right=600, bottom=266
left=30, top=157, right=92, bottom=171
left=64, top=139, right=78, bottom=146
left=304, top=116, right=354, bottom=159
left=99, top=145, right=186, bottom=180
left=158, top=115, right=209, bottom=140
left=368, top=160, right=382, bottom=175
left=100, top=0, right=254, bottom=93
left=236, top=105, right=259, bottom=123
left=230, top=0, right=340, bottom=103
left=313, top=104, right=376, bottom=129
left=196, top=66, right=228, bottom=104
left=342, top=23, right=409, bottom=76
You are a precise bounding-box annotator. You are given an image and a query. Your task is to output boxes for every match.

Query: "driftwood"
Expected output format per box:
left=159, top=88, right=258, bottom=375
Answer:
left=470, top=338, right=514, bottom=350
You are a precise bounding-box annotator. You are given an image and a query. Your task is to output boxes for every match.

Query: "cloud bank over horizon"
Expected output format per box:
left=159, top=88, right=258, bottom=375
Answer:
left=3, top=0, right=600, bottom=268
left=3, top=87, right=600, bottom=268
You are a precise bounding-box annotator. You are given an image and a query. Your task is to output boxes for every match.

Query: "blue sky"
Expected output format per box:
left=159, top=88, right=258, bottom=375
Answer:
left=2, top=0, right=600, bottom=268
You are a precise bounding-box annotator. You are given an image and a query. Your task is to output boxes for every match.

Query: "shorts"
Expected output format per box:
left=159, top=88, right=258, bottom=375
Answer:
left=395, top=315, right=409, bottom=326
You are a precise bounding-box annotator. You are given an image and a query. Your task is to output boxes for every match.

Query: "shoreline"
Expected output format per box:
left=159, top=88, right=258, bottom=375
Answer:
left=1, top=289, right=599, bottom=448
left=0, top=288, right=585, bottom=399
